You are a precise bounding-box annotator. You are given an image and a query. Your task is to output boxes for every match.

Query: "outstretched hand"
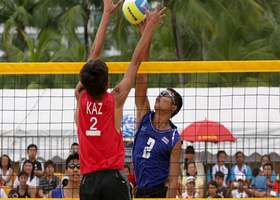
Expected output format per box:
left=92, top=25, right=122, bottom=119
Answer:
left=142, top=2, right=166, bottom=26
left=103, top=0, right=122, bottom=15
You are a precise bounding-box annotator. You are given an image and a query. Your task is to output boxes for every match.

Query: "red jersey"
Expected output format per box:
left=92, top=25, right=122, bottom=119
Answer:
left=78, top=91, right=124, bottom=174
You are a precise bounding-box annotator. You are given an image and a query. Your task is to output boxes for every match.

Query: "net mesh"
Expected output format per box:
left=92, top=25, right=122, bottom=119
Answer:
left=1, top=61, right=280, bottom=196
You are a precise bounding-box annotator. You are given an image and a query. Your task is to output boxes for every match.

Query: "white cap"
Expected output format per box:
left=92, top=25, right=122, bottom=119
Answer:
left=235, top=172, right=246, bottom=181
left=186, top=176, right=196, bottom=184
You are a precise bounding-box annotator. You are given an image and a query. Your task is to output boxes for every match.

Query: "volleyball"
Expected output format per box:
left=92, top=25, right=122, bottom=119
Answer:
left=122, top=0, right=150, bottom=25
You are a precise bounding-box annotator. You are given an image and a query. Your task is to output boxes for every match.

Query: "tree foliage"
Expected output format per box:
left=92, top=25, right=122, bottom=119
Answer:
left=0, top=0, right=280, bottom=88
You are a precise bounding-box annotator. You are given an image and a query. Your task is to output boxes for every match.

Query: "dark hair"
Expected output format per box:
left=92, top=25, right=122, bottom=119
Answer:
left=66, top=152, right=79, bottom=169
left=186, top=161, right=197, bottom=176
left=184, top=146, right=195, bottom=169
left=215, top=171, right=224, bottom=179
left=44, top=160, right=55, bottom=169
left=27, top=144, right=37, bottom=151
left=18, top=170, right=28, bottom=178
left=80, top=59, right=108, bottom=97
left=185, top=146, right=195, bottom=154
left=71, top=142, right=79, bottom=148
left=0, top=154, right=12, bottom=169
left=124, top=164, right=131, bottom=172
left=217, top=150, right=226, bottom=158
left=22, top=160, right=35, bottom=181
left=235, top=151, right=244, bottom=159
left=167, top=87, right=183, bottom=117
left=261, top=154, right=271, bottom=162
left=263, top=163, right=273, bottom=171
left=209, top=180, right=218, bottom=188
left=252, top=168, right=261, bottom=177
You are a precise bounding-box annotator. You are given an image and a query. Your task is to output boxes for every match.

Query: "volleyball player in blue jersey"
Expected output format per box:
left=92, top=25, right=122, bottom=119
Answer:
left=132, top=31, right=183, bottom=198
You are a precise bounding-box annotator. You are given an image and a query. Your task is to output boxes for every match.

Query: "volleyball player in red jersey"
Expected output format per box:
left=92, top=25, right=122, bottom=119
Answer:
left=74, top=0, right=166, bottom=199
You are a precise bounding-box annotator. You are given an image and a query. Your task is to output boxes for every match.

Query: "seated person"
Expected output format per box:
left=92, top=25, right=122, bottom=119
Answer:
left=207, top=180, right=222, bottom=198
left=263, top=163, right=278, bottom=197
left=207, top=151, right=230, bottom=187
left=259, top=155, right=276, bottom=181
left=0, top=154, right=14, bottom=187
left=20, top=144, right=44, bottom=178
left=181, top=176, right=199, bottom=198
left=215, top=171, right=228, bottom=198
left=14, top=160, right=39, bottom=188
left=250, top=167, right=267, bottom=195
left=230, top=151, right=252, bottom=184
left=60, top=142, right=80, bottom=188
left=182, top=162, right=204, bottom=198
left=8, top=171, right=36, bottom=198
left=181, top=146, right=205, bottom=182
left=48, top=153, right=80, bottom=198
left=38, top=160, right=61, bottom=198
left=227, top=173, right=253, bottom=198
left=123, top=164, right=135, bottom=198
left=70, top=142, right=79, bottom=154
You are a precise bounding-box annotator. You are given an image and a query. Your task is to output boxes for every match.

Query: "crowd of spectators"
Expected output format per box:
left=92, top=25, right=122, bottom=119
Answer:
left=0, top=143, right=279, bottom=198
left=0, top=143, right=80, bottom=198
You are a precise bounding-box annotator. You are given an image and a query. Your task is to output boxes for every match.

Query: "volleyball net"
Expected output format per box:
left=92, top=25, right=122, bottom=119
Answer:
left=1, top=61, right=280, bottom=175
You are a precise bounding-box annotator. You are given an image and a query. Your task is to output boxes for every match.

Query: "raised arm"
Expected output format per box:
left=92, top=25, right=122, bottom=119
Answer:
left=135, top=23, right=151, bottom=130
left=75, top=0, right=121, bottom=125
left=87, top=0, right=122, bottom=61
left=113, top=3, right=166, bottom=107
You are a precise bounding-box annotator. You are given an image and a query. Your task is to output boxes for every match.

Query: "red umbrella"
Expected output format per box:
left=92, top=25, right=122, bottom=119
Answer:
left=180, top=120, right=236, bottom=143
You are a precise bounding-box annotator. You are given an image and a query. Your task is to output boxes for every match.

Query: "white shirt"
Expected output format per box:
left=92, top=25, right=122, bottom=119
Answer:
left=182, top=191, right=199, bottom=198
left=13, top=175, right=39, bottom=188
left=0, top=168, right=12, bottom=186
left=231, top=189, right=248, bottom=198
left=0, top=188, right=7, bottom=198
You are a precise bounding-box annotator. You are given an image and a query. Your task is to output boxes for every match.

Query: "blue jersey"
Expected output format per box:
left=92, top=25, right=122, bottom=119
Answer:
left=132, top=111, right=181, bottom=189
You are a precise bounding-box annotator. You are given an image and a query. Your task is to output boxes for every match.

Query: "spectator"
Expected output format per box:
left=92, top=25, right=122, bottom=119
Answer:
left=250, top=167, right=267, bottom=197
left=230, top=151, right=252, bottom=184
left=215, top=171, right=228, bottom=198
left=182, top=162, right=204, bottom=198
left=0, top=154, right=13, bottom=187
left=14, top=160, right=39, bottom=188
left=70, top=143, right=79, bottom=154
left=181, top=176, right=199, bottom=198
left=38, top=160, right=61, bottom=198
left=227, top=173, right=252, bottom=198
left=207, top=180, right=222, bottom=198
left=259, top=155, right=276, bottom=181
left=49, top=153, right=80, bottom=198
left=8, top=171, right=36, bottom=198
left=181, top=146, right=205, bottom=183
left=263, top=163, right=278, bottom=197
left=207, top=151, right=230, bottom=187
left=61, top=142, right=79, bottom=188
left=123, top=164, right=135, bottom=198
left=20, top=144, right=44, bottom=178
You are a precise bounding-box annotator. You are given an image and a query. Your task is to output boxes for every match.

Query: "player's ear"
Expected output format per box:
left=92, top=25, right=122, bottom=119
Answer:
left=171, top=104, right=177, bottom=112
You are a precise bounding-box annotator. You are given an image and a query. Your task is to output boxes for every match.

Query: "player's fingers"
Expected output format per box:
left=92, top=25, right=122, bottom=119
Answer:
left=115, top=0, right=122, bottom=7
left=142, top=5, right=149, bottom=14
left=159, top=7, right=166, bottom=15
left=154, top=2, right=161, bottom=12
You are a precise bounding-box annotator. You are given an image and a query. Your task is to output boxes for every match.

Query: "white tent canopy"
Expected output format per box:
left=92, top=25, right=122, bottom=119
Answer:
left=1, top=87, right=279, bottom=162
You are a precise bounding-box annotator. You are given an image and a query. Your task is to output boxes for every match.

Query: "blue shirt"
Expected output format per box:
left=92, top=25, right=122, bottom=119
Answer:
left=132, top=111, right=181, bottom=189
left=230, top=164, right=252, bottom=182
left=250, top=176, right=267, bottom=191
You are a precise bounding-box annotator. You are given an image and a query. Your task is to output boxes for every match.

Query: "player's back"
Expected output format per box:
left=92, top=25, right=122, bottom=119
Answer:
left=78, top=91, right=124, bottom=174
